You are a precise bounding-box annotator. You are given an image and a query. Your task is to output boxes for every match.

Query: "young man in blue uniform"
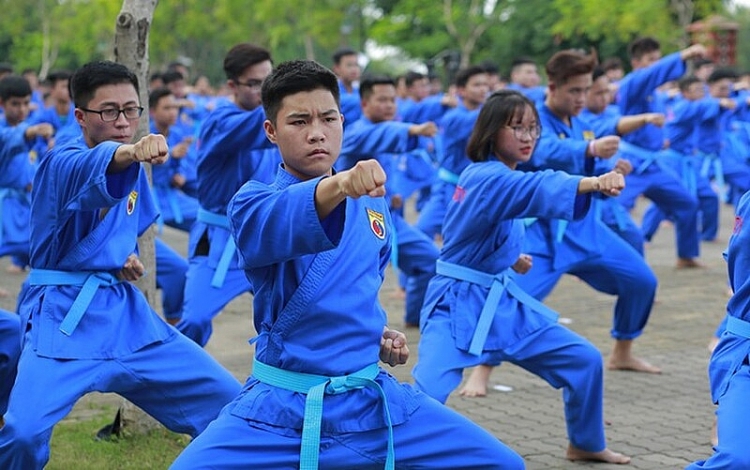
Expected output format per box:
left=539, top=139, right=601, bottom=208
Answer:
left=615, top=37, right=706, bottom=268
left=0, top=61, right=241, bottom=470
left=148, top=87, right=199, bottom=233
left=416, top=65, right=489, bottom=240
left=580, top=66, right=666, bottom=255
left=0, top=75, right=54, bottom=273
left=176, top=43, right=279, bottom=346
left=518, top=50, right=660, bottom=373
left=687, top=190, right=750, bottom=469
left=337, top=75, right=439, bottom=327
left=413, top=89, right=630, bottom=464
left=170, top=59, right=525, bottom=470
left=640, top=75, right=723, bottom=244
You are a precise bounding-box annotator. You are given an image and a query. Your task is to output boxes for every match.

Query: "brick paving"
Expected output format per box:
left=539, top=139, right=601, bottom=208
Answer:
left=0, top=197, right=732, bottom=469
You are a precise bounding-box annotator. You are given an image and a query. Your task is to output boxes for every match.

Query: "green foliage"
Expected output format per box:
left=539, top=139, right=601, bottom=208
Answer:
left=0, top=0, right=739, bottom=86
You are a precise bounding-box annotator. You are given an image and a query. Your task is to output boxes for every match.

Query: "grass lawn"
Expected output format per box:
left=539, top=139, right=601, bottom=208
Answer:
left=48, top=405, right=190, bottom=470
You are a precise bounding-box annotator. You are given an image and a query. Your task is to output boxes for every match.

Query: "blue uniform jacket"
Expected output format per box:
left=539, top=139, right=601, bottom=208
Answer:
left=227, top=168, right=419, bottom=433
left=19, top=137, right=174, bottom=359
left=617, top=52, right=685, bottom=152
left=423, top=162, right=588, bottom=351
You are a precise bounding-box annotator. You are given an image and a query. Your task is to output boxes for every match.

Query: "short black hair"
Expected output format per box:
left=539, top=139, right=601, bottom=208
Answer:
left=70, top=61, right=139, bottom=108
left=707, top=67, right=739, bottom=84
left=149, top=87, right=173, bottom=109
left=404, top=71, right=426, bottom=87
left=47, top=70, right=72, bottom=86
left=223, top=43, right=273, bottom=82
left=359, top=74, right=396, bottom=100
left=0, top=75, right=32, bottom=101
left=332, top=47, right=358, bottom=65
left=678, top=75, right=701, bottom=92
left=592, top=66, right=606, bottom=82
left=454, top=65, right=487, bottom=87
left=261, top=60, right=340, bottom=125
left=601, top=57, right=623, bottom=72
left=628, top=37, right=661, bottom=60
left=161, top=70, right=184, bottom=85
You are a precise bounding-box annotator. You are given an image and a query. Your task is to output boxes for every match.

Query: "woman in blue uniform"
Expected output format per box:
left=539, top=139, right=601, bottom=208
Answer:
left=413, top=89, right=630, bottom=464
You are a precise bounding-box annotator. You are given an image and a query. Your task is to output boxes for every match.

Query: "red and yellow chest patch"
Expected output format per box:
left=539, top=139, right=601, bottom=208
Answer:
left=366, top=208, right=386, bottom=240
left=126, top=190, right=138, bottom=215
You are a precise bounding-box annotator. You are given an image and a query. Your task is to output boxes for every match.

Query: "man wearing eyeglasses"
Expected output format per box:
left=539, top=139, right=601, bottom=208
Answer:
left=0, top=60, right=241, bottom=470
left=516, top=49, right=661, bottom=374
left=175, top=43, right=280, bottom=347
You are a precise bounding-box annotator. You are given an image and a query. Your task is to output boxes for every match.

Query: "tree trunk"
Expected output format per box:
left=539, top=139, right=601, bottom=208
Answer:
left=113, top=0, right=161, bottom=436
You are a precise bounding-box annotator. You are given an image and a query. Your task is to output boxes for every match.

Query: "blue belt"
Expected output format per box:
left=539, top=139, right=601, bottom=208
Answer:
left=618, top=140, right=662, bottom=174
left=436, top=260, right=558, bottom=356
left=726, top=315, right=750, bottom=339
left=27, top=269, right=121, bottom=335
left=197, top=208, right=236, bottom=288
left=436, top=167, right=459, bottom=185
left=252, top=359, right=394, bottom=470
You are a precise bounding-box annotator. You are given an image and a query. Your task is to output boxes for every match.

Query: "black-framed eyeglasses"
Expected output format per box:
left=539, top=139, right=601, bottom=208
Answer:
left=80, top=106, right=144, bottom=122
left=505, top=125, right=542, bottom=140
left=234, top=78, right=263, bottom=90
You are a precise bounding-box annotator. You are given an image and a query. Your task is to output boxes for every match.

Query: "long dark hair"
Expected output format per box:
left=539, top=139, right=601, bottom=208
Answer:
left=466, top=90, right=538, bottom=162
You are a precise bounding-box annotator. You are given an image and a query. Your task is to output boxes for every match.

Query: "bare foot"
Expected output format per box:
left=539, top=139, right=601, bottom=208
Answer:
left=0, top=287, right=8, bottom=298
left=459, top=365, right=492, bottom=398
left=566, top=444, right=631, bottom=464
left=607, top=356, right=661, bottom=373
left=676, top=258, right=704, bottom=269
left=5, top=264, right=25, bottom=274
left=166, top=317, right=180, bottom=326
left=459, top=381, right=488, bottom=398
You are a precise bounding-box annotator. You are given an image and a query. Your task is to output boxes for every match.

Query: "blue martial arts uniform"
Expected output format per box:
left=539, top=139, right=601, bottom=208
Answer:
left=616, top=52, right=700, bottom=260
left=516, top=105, right=657, bottom=341
left=579, top=106, right=647, bottom=254
left=171, top=168, right=524, bottom=470
left=506, top=83, right=546, bottom=105
left=641, top=97, right=721, bottom=242
left=413, top=161, right=611, bottom=453
left=52, top=125, right=190, bottom=323
left=149, top=121, right=199, bottom=232
left=415, top=104, right=480, bottom=239
left=0, top=309, right=20, bottom=418
left=0, top=122, right=36, bottom=267
left=687, top=191, right=750, bottom=469
left=338, top=118, right=439, bottom=326
left=176, top=103, right=279, bottom=346
left=0, top=137, right=240, bottom=470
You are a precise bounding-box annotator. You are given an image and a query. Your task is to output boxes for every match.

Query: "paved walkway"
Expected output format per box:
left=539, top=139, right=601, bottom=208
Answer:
left=0, top=197, right=732, bottom=469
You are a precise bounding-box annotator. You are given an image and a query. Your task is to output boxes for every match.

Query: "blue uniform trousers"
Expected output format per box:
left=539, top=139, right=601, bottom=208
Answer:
left=616, top=169, right=700, bottom=259
left=176, top=255, right=252, bottom=346
left=0, top=310, right=20, bottom=416
left=170, top=382, right=524, bottom=470
left=155, top=237, right=188, bottom=321
left=515, top=236, right=656, bottom=340
left=0, top=332, right=241, bottom=470
left=641, top=179, right=719, bottom=242
left=415, top=181, right=454, bottom=240
left=687, top=333, right=750, bottom=469
left=392, top=215, right=438, bottom=325
left=414, top=311, right=607, bottom=453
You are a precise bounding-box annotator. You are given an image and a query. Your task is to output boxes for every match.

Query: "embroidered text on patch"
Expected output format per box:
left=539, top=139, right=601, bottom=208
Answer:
left=366, top=208, right=386, bottom=240
left=127, top=190, right=138, bottom=215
